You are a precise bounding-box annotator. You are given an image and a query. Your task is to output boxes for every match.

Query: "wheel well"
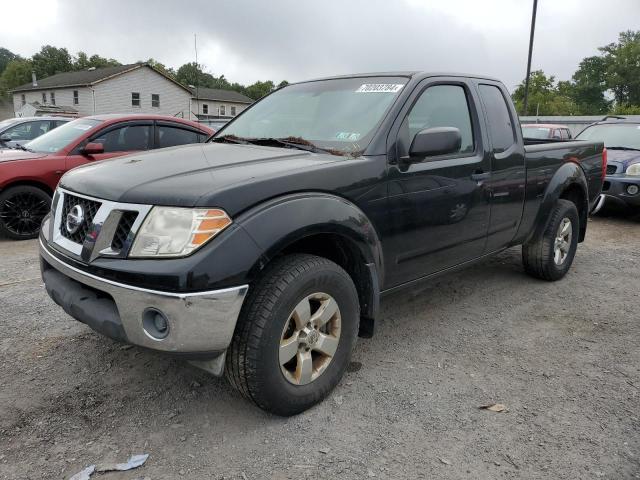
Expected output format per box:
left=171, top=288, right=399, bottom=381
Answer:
left=278, top=233, right=376, bottom=337
left=1, top=181, right=53, bottom=197
left=560, top=184, right=587, bottom=242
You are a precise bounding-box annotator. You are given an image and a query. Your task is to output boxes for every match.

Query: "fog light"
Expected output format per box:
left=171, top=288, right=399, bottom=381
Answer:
left=626, top=184, right=639, bottom=195
left=142, top=308, right=170, bottom=340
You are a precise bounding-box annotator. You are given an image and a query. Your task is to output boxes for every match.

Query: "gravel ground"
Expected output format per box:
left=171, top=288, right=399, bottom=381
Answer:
left=0, top=214, right=638, bottom=480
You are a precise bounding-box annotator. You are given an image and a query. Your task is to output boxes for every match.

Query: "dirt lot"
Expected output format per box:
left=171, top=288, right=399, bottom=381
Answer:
left=0, top=214, right=638, bottom=480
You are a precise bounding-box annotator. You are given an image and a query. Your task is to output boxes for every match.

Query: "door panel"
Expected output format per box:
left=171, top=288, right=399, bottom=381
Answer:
left=382, top=80, right=492, bottom=288
left=66, top=121, right=153, bottom=172
left=476, top=83, right=526, bottom=252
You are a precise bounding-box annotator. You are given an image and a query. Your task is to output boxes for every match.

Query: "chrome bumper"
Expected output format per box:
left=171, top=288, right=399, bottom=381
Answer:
left=40, top=239, right=248, bottom=358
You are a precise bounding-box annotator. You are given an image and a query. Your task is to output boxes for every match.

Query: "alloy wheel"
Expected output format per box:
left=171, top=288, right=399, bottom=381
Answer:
left=0, top=193, right=49, bottom=237
left=553, top=217, right=572, bottom=265
left=279, top=292, right=342, bottom=385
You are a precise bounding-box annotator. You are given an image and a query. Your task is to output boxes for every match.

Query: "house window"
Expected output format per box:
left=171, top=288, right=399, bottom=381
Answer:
left=132, top=92, right=140, bottom=107
left=219, top=105, right=226, bottom=116
left=42, top=92, right=46, bottom=104
left=230, top=106, right=237, bottom=116
left=73, top=90, right=79, bottom=105
left=202, top=104, right=208, bottom=114
left=50, top=92, right=55, bottom=105
left=21, top=94, right=25, bottom=106
left=151, top=94, right=160, bottom=108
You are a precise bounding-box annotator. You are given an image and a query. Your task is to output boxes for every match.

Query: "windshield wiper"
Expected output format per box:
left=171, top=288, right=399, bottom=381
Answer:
left=606, top=146, right=640, bottom=152
left=241, top=137, right=347, bottom=156
left=14, top=144, right=34, bottom=152
left=210, top=134, right=249, bottom=144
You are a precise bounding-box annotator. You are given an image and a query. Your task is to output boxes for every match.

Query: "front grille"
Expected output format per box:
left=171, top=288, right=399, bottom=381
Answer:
left=111, top=211, right=138, bottom=251
left=59, top=194, right=101, bottom=244
left=606, top=164, right=619, bottom=175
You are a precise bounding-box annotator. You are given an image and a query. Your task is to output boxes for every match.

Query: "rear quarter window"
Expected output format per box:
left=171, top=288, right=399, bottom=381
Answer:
left=479, top=84, right=516, bottom=152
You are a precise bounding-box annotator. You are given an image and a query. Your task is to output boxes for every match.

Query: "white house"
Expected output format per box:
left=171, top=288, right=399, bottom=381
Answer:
left=190, top=87, right=253, bottom=122
left=11, top=63, right=192, bottom=119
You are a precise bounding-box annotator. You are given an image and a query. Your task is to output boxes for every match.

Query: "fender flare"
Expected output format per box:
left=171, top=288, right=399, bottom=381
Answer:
left=527, top=162, right=589, bottom=244
left=236, top=192, right=384, bottom=326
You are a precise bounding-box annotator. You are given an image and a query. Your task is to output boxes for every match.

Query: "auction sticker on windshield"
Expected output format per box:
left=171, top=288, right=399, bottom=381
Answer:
left=356, top=84, right=404, bottom=93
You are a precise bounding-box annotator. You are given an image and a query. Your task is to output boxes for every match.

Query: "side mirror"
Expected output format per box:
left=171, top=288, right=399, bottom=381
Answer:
left=82, top=142, right=104, bottom=155
left=0, top=134, right=11, bottom=144
left=409, top=127, right=462, bottom=158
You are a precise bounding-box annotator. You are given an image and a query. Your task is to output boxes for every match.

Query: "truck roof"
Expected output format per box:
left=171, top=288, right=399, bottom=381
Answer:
left=295, top=71, right=502, bottom=84
left=522, top=124, right=570, bottom=129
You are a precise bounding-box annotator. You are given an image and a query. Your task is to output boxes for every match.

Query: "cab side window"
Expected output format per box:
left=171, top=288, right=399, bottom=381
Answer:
left=399, top=84, right=474, bottom=158
left=157, top=125, right=201, bottom=148
left=92, top=125, right=151, bottom=152
left=4, top=120, right=51, bottom=140
left=478, top=84, right=516, bottom=152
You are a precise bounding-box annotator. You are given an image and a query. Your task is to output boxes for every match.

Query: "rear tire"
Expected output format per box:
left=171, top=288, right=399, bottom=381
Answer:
left=522, top=199, right=579, bottom=281
left=0, top=186, right=51, bottom=240
left=225, top=254, right=359, bottom=416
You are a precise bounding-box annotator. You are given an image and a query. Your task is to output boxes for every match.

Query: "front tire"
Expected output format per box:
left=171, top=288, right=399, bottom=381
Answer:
left=0, top=186, right=51, bottom=240
left=522, top=199, right=579, bottom=281
left=225, top=254, right=359, bottom=416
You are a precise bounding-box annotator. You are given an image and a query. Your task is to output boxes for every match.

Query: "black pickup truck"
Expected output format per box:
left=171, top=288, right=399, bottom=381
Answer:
left=39, top=72, right=605, bottom=415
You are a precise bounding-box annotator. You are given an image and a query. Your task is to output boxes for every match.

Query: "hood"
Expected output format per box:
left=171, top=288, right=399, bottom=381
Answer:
left=0, top=148, right=48, bottom=163
left=606, top=149, right=640, bottom=170
left=60, top=142, right=351, bottom=211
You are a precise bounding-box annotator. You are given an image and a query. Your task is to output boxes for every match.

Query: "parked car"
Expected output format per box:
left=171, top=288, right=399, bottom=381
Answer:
left=0, top=116, right=71, bottom=149
left=575, top=117, right=640, bottom=213
left=39, top=73, right=605, bottom=415
left=522, top=123, right=573, bottom=140
left=0, top=114, right=213, bottom=239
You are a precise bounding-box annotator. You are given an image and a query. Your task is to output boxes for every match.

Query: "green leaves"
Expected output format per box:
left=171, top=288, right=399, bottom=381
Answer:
left=513, top=30, right=640, bottom=116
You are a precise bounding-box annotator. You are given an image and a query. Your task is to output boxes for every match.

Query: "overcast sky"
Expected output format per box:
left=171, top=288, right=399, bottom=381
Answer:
left=2, top=0, right=638, bottom=90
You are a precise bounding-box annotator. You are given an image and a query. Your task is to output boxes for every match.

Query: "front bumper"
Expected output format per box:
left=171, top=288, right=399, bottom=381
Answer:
left=601, top=175, right=640, bottom=208
left=40, top=239, right=248, bottom=362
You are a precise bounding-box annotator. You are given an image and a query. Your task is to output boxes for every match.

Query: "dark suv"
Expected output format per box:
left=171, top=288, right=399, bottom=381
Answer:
left=576, top=118, right=640, bottom=212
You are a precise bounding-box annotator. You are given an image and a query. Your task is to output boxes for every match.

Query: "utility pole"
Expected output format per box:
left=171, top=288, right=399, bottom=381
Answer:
left=194, top=34, right=199, bottom=120
left=523, top=0, right=538, bottom=116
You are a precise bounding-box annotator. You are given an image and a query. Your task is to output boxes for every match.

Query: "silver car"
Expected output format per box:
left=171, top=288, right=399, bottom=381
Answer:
left=0, top=116, right=71, bottom=149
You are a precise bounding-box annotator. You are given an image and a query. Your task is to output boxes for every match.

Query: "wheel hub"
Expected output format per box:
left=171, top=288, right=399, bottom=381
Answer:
left=302, top=328, right=319, bottom=346
left=553, top=217, right=573, bottom=265
left=279, top=292, right=342, bottom=386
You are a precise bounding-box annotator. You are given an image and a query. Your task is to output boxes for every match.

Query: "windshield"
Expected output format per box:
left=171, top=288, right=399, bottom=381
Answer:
left=214, top=77, right=408, bottom=155
left=25, top=118, right=102, bottom=153
left=522, top=126, right=551, bottom=139
left=576, top=123, right=640, bottom=150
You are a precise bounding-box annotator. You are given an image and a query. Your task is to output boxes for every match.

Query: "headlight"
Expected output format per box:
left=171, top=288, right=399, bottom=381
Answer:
left=130, top=207, right=231, bottom=258
left=626, top=163, right=640, bottom=176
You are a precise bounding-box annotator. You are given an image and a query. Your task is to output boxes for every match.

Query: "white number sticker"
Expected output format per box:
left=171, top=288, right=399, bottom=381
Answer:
left=355, top=84, right=404, bottom=93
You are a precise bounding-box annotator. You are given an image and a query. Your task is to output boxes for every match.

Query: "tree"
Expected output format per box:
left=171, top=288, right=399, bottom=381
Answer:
left=75, top=52, right=120, bottom=70
left=512, top=70, right=577, bottom=115
left=31, top=45, right=73, bottom=77
left=0, top=59, right=33, bottom=96
left=570, top=56, right=610, bottom=114
left=599, top=30, right=640, bottom=106
left=176, top=62, right=209, bottom=88
left=0, top=47, right=19, bottom=76
left=277, top=80, right=289, bottom=89
left=244, top=80, right=275, bottom=100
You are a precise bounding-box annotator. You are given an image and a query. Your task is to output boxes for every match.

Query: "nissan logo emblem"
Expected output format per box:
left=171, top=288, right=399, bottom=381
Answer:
left=66, top=204, right=85, bottom=234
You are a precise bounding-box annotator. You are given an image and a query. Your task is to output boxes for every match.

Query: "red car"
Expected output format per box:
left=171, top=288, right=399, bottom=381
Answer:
left=0, top=114, right=213, bottom=239
left=521, top=123, right=573, bottom=140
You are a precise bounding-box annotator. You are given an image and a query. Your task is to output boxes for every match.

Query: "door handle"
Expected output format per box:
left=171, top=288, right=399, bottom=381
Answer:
left=470, top=171, right=490, bottom=182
